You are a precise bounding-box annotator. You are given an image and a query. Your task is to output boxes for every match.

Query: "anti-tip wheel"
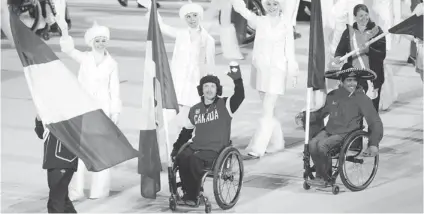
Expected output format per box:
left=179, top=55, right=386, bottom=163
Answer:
left=303, top=181, right=311, bottom=190
left=332, top=185, right=340, bottom=195
left=205, top=203, right=212, bottom=213
left=42, top=33, right=50, bottom=41
left=169, top=196, right=177, bottom=211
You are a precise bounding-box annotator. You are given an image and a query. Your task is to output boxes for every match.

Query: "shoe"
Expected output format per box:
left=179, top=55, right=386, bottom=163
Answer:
left=407, top=56, right=416, bottom=66
left=181, top=194, right=197, bottom=207
left=117, top=0, right=128, bottom=7
left=307, top=178, right=327, bottom=186
left=248, top=151, right=260, bottom=158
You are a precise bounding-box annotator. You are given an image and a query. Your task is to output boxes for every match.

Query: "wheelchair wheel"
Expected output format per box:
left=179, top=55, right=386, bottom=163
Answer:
left=338, top=130, right=379, bottom=192
left=15, top=0, right=42, bottom=31
left=212, top=147, right=244, bottom=210
left=169, top=196, right=177, bottom=211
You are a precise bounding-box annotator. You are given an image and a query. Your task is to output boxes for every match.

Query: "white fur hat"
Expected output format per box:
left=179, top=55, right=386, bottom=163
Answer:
left=179, top=3, right=204, bottom=20
left=261, top=0, right=285, bottom=7
left=84, top=21, right=110, bottom=46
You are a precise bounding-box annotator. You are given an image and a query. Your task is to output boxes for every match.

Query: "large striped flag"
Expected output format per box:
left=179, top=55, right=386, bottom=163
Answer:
left=388, top=14, right=423, bottom=40
left=9, top=9, right=138, bottom=172
left=305, top=0, right=326, bottom=140
left=138, top=0, right=179, bottom=199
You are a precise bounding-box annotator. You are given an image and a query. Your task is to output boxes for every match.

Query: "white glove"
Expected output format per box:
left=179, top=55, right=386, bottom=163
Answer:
left=111, top=113, right=120, bottom=125
left=56, top=18, right=69, bottom=37
left=413, top=3, right=423, bottom=16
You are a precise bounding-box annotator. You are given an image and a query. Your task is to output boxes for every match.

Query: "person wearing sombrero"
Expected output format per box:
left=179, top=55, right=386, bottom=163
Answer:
left=57, top=20, right=122, bottom=201
left=301, top=63, right=383, bottom=186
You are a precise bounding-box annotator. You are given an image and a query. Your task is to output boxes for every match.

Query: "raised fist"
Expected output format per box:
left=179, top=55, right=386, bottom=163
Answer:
left=227, top=61, right=242, bottom=80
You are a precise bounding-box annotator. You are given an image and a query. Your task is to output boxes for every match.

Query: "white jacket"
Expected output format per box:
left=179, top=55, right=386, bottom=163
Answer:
left=59, top=36, right=122, bottom=117
left=232, top=0, right=299, bottom=95
left=151, top=12, right=216, bottom=107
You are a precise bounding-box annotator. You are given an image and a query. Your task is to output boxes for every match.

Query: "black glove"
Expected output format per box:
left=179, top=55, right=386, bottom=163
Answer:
left=34, top=117, right=45, bottom=139
left=227, top=61, right=242, bottom=81
left=170, top=147, right=178, bottom=160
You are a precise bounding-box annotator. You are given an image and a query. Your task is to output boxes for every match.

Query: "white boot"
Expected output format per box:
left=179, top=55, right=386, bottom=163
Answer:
left=89, top=169, right=111, bottom=199
left=219, top=24, right=244, bottom=60
left=266, top=118, right=285, bottom=153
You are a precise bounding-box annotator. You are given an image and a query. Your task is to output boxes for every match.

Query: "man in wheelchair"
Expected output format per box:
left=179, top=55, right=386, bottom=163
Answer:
left=170, top=62, right=245, bottom=206
left=301, top=63, right=384, bottom=186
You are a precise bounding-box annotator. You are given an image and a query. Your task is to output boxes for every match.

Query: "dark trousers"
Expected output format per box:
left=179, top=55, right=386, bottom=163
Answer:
left=309, top=130, right=345, bottom=180
left=372, top=87, right=382, bottom=112
left=176, top=146, right=218, bottom=200
left=47, top=169, right=77, bottom=213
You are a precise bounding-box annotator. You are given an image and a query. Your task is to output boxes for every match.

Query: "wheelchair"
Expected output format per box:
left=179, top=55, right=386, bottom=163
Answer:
left=302, top=129, right=379, bottom=195
left=168, top=141, right=244, bottom=213
left=10, top=0, right=71, bottom=40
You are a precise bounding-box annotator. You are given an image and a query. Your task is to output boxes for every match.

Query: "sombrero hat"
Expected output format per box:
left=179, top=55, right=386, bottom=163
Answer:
left=325, top=63, right=377, bottom=80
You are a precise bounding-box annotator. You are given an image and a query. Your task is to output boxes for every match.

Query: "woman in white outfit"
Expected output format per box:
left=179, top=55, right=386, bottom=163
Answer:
left=57, top=20, right=122, bottom=200
left=231, top=0, right=299, bottom=158
left=142, top=1, right=216, bottom=127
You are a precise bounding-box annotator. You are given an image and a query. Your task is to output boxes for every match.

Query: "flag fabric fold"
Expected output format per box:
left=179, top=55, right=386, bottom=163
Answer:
left=307, top=0, right=326, bottom=91
left=389, top=14, right=423, bottom=40
left=306, top=0, right=326, bottom=140
left=9, top=9, right=138, bottom=172
left=138, top=0, right=179, bottom=199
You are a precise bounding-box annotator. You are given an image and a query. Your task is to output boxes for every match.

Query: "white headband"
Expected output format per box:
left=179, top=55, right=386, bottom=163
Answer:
left=179, top=3, right=204, bottom=20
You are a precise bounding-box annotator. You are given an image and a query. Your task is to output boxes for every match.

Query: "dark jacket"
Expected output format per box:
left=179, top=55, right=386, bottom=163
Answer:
left=35, top=118, right=78, bottom=171
left=310, top=86, right=384, bottom=147
left=335, top=21, right=387, bottom=90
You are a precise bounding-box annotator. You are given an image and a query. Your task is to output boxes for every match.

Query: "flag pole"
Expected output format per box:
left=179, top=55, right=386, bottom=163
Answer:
left=304, top=88, right=312, bottom=145
left=162, top=110, right=173, bottom=167
left=337, top=32, right=389, bottom=63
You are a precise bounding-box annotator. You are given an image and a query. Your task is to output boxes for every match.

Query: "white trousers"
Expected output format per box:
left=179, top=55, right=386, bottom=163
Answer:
left=246, top=92, right=284, bottom=157
left=1, top=0, right=14, bottom=46
left=68, top=159, right=111, bottom=200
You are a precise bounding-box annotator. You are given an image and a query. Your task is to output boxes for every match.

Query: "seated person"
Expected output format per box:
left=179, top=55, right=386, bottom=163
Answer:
left=303, top=63, right=384, bottom=185
left=170, top=62, right=245, bottom=206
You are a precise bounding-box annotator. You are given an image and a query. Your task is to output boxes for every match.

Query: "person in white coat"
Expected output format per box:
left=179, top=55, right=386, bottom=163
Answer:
left=141, top=0, right=216, bottom=128
left=231, top=0, right=299, bottom=158
left=57, top=20, right=122, bottom=200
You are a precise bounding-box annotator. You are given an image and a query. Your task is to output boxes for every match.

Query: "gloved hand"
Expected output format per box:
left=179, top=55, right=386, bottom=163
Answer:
left=362, top=145, right=379, bottom=157
left=170, top=147, right=179, bottom=161
left=227, top=61, right=242, bottom=81
left=111, top=113, right=120, bottom=125
left=34, top=117, right=45, bottom=139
